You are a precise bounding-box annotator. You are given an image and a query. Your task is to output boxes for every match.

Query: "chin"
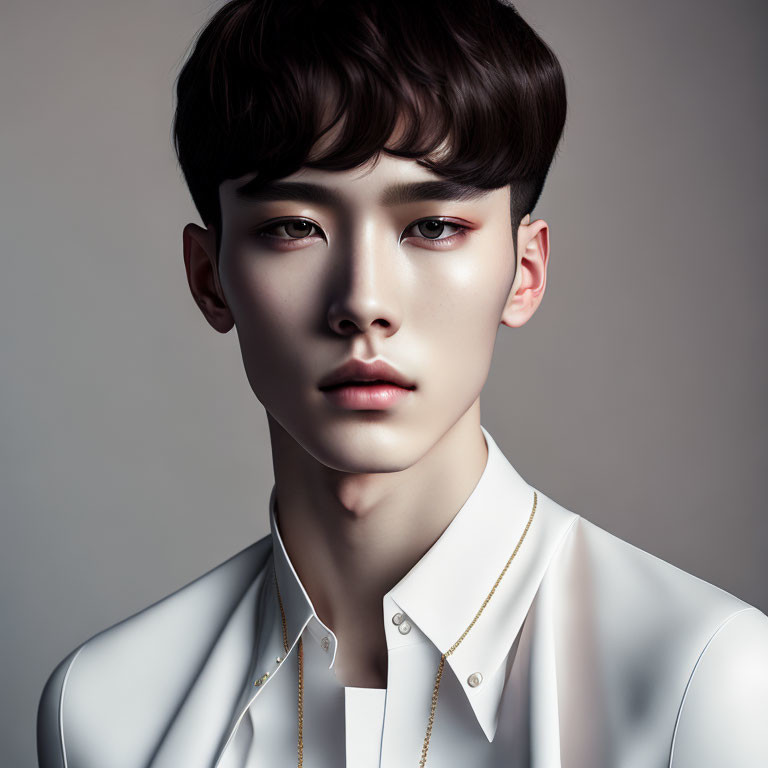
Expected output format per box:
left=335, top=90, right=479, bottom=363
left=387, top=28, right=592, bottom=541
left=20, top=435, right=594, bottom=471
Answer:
left=301, top=422, right=428, bottom=474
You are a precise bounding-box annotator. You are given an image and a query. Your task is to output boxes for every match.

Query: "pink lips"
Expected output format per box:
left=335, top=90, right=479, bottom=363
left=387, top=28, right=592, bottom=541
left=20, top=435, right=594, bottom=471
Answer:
left=318, top=357, right=416, bottom=410
left=321, top=381, right=413, bottom=410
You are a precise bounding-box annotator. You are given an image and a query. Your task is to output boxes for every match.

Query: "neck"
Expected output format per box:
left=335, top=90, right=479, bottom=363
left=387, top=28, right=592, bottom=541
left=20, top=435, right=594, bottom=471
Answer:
left=267, top=405, right=489, bottom=688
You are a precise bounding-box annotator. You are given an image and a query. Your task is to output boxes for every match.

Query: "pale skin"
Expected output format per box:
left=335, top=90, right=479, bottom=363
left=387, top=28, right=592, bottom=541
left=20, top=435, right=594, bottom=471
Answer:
left=183, top=148, right=549, bottom=689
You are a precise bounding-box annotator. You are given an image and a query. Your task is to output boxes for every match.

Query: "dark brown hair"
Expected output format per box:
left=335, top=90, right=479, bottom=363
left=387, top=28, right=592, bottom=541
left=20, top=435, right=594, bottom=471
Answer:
left=172, top=0, right=567, bottom=253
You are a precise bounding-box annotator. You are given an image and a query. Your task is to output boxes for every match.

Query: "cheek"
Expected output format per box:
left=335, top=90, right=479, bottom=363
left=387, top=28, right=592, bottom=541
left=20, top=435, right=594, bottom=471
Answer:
left=413, top=256, right=509, bottom=370
left=418, top=247, right=512, bottom=422
left=220, top=256, right=318, bottom=392
left=223, top=245, right=312, bottom=318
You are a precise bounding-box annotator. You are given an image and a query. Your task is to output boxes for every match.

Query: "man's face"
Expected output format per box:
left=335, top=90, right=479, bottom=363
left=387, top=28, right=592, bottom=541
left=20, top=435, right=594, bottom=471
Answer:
left=211, top=154, right=531, bottom=472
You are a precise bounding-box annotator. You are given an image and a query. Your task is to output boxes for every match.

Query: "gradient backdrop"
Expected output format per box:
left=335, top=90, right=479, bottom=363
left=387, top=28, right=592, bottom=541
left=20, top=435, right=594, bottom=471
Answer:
left=1, top=0, right=766, bottom=764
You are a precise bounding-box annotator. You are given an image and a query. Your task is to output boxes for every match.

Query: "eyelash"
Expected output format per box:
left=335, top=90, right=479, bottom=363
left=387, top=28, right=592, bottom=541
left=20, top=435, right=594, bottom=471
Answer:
left=249, top=217, right=470, bottom=249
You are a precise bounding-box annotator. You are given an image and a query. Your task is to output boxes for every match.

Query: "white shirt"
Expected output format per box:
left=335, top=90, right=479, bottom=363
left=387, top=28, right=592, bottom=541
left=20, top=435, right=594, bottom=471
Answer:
left=215, top=425, right=768, bottom=767
left=37, top=425, right=768, bottom=768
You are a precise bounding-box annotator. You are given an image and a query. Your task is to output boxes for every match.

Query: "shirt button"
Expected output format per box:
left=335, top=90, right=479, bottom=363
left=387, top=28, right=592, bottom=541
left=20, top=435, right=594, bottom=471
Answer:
left=320, top=636, right=330, bottom=651
left=467, top=672, right=483, bottom=688
left=391, top=612, right=405, bottom=626
left=397, top=619, right=412, bottom=635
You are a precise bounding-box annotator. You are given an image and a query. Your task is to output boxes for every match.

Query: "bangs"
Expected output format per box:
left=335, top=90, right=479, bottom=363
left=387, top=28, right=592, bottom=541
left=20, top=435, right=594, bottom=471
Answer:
left=173, top=0, right=566, bottom=233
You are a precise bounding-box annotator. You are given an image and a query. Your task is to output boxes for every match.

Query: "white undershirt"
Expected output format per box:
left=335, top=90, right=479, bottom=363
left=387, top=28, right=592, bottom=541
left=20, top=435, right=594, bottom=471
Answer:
left=343, top=687, right=386, bottom=767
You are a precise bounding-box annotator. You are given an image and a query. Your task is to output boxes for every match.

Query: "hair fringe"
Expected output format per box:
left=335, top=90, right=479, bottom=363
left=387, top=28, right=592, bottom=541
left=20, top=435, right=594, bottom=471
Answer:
left=172, top=0, right=567, bottom=242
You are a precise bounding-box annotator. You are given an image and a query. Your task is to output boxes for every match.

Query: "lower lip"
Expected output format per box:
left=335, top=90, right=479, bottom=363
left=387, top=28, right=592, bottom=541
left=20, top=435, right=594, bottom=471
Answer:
left=320, top=383, right=414, bottom=410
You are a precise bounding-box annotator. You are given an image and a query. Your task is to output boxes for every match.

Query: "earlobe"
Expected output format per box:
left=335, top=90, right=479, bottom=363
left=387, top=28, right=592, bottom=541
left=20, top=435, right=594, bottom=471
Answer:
left=182, top=223, right=235, bottom=333
left=499, top=217, right=549, bottom=329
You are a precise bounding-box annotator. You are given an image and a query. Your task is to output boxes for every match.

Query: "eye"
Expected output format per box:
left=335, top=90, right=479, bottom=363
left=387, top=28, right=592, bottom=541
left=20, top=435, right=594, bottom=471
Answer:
left=402, top=218, right=469, bottom=247
left=248, top=216, right=469, bottom=249
left=249, top=218, right=325, bottom=245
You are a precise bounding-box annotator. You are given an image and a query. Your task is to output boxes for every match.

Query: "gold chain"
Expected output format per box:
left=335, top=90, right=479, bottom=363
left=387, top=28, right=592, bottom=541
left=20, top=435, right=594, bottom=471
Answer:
left=271, top=490, right=537, bottom=767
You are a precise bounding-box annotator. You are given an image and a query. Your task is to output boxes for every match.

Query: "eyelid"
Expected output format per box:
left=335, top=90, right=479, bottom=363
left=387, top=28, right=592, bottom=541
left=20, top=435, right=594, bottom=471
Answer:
left=404, top=216, right=469, bottom=232
left=400, top=217, right=471, bottom=245
left=249, top=217, right=324, bottom=240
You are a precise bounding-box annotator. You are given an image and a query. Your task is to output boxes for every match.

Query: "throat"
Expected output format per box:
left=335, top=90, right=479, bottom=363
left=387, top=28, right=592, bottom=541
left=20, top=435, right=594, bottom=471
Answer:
left=332, top=636, right=389, bottom=690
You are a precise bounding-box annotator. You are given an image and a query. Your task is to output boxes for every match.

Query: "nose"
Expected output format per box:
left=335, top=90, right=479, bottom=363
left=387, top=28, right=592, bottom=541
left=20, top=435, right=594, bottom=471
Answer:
left=326, top=223, right=404, bottom=338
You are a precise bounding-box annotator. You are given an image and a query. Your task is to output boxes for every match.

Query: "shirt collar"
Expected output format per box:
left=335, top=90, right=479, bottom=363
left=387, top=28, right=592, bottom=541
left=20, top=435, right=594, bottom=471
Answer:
left=268, top=424, right=578, bottom=742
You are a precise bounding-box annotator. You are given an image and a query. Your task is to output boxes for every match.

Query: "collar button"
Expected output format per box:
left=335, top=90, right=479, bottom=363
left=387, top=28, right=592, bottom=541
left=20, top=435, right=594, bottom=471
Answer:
left=467, top=672, right=483, bottom=688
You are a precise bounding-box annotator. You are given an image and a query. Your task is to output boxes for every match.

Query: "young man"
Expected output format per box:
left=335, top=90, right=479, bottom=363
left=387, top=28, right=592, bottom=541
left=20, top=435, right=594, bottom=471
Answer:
left=38, top=1, right=768, bottom=766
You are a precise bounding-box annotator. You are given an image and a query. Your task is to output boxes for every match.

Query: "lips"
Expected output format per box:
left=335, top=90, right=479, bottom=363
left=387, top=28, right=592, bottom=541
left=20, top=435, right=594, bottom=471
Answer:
left=324, top=380, right=390, bottom=388
left=320, top=381, right=413, bottom=409
left=318, top=358, right=416, bottom=390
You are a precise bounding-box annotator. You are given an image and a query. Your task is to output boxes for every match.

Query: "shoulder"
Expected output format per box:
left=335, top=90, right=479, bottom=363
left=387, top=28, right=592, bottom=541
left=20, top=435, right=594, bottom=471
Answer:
left=37, top=535, right=273, bottom=768
left=562, top=513, right=755, bottom=629
left=544, top=510, right=767, bottom=763
left=668, top=606, right=768, bottom=767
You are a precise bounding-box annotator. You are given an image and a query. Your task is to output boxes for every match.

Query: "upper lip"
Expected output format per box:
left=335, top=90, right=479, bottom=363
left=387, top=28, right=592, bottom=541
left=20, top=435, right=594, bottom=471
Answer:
left=319, top=358, right=416, bottom=390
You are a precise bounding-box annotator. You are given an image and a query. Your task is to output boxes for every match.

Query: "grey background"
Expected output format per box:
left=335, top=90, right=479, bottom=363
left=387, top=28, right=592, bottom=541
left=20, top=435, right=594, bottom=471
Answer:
left=1, top=0, right=766, bottom=764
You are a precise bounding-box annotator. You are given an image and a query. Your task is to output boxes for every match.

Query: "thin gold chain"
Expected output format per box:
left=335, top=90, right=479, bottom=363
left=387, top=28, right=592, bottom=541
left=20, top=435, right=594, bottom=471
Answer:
left=272, top=490, right=538, bottom=767
left=274, top=567, right=304, bottom=765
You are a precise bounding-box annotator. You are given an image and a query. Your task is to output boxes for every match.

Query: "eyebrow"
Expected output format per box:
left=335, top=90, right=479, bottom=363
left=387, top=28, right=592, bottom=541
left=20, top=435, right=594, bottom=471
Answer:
left=233, top=178, right=494, bottom=207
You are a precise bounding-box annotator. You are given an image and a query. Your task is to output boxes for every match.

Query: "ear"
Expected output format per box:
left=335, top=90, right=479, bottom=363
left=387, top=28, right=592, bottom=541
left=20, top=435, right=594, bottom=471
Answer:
left=182, top=223, right=234, bottom=333
left=500, top=214, right=550, bottom=329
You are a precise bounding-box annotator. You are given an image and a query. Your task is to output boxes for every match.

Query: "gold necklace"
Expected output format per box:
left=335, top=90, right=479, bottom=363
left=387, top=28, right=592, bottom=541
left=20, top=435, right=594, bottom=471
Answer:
left=269, top=490, right=537, bottom=767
